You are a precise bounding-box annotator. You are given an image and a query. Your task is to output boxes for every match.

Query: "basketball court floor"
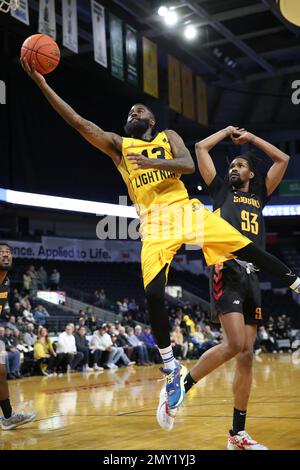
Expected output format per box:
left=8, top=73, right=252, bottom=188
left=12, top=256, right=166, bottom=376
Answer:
left=1, top=353, right=299, bottom=450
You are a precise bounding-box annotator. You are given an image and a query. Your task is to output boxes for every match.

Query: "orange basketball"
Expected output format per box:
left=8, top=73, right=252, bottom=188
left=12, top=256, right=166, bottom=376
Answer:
left=21, top=34, right=60, bottom=75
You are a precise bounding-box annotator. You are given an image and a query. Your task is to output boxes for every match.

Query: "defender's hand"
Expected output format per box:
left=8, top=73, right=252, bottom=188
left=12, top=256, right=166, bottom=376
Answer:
left=20, top=57, right=46, bottom=88
left=224, top=125, right=240, bottom=136
left=127, top=152, right=157, bottom=170
left=231, top=130, right=253, bottom=145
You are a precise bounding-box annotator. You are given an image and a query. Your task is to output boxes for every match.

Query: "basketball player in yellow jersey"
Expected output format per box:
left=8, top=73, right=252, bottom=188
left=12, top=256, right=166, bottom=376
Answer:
left=21, top=58, right=300, bottom=416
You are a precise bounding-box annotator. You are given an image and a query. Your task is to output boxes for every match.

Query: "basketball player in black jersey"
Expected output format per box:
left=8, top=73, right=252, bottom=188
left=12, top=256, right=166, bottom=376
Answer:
left=184, top=127, right=289, bottom=449
left=0, top=244, right=36, bottom=430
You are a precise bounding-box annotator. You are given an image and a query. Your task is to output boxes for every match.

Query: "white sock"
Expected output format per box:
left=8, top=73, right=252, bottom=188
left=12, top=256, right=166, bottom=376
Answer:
left=290, top=277, right=300, bottom=292
left=159, top=346, right=177, bottom=370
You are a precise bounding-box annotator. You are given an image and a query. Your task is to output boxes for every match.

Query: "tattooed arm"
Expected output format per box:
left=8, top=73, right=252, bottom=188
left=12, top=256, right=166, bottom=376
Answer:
left=20, top=58, right=122, bottom=165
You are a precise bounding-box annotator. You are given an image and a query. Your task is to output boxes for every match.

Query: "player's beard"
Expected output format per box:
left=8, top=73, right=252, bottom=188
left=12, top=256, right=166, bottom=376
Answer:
left=0, top=256, right=12, bottom=272
left=124, top=117, right=150, bottom=138
left=229, top=174, right=244, bottom=189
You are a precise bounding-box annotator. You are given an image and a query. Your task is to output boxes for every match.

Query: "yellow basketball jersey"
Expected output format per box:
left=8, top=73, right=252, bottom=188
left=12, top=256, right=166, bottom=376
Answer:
left=118, top=131, right=189, bottom=217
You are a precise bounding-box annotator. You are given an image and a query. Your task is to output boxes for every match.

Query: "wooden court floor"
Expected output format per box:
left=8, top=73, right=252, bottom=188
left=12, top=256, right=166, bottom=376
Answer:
left=1, top=353, right=300, bottom=450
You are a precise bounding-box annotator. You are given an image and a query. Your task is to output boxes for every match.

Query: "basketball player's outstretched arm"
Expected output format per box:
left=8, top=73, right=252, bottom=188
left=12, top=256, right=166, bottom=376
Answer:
left=231, top=131, right=290, bottom=196
left=20, top=58, right=122, bottom=165
left=195, top=126, right=241, bottom=185
left=127, top=130, right=195, bottom=174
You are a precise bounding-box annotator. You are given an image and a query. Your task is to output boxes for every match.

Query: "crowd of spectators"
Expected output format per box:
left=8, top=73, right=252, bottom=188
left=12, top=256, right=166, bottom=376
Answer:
left=1, top=264, right=299, bottom=380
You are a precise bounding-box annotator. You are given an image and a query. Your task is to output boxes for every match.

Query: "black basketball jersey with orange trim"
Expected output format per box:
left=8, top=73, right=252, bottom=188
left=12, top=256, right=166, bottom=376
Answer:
left=0, top=282, right=9, bottom=317
left=208, top=175, right=269, bottom=249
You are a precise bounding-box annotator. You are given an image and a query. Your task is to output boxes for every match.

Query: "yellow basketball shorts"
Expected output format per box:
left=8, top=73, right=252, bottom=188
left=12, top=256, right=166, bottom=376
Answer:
left=140, top=198, right=251, bottom=288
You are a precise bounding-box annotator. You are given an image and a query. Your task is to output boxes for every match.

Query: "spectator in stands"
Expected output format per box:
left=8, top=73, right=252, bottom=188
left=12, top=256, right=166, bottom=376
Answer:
left=16, top=316, right=26, bottom=334
left=11, top=302, right=24, bottom=319
left=135, top=325, right=160, bottom=363
left=170, top=325, right=188, bottom=360
left=110, top=334, right=135, bottom=367
left=34, top=327, right=58, bottom=375
left=56, top=324, right=83, bottom=372
left=122, top=313, right=136, bottom=328
left=129, top=299, right=138, bottom=313
left=93, top=290, right=100, bottom=305
left=22, top=304, right=35, bottom=324
left=5, top=316, right=18, bottom=332
left=203, top=325, right=219, bottom=345
left=127, top=327, right=151, bottom=366
left=114, top=321, right=121, bottom=336
left=93, top=290, right=107, bottom=308
left=85, top=306, right=93, bottom=317
left=21, top=294, right=33, bottom=310
left=99, top=289, right=106, bottom=308
left=28, top=265, right=38, bottom=295
left=1, top=327, right=21, bottom=379
left=12, top=328, right=22, bottom=347
left=33, top=305, right=50, bottom=326
left=277, top=314, right=290, bottom=339
left=83, top=306, right=96, bottom=330
left=13, top=328, right=33, bottom=359
left=182, top=314, right=196, bottom=338
left=257, top=326, right=279, bottom=353
left=49, top=269, right=60, bottom=291
left=90, top=324, right=125, bottom=369
left=10, top=288, right=22, bottom=309
left=193, top=324, right=216, bottom=354
left=108, top=324, right=118, bottom=337
left=116, top=326, right=135, bottom=360
left=74, top=326, right=101, bottom=372
left=183, top=303, right=193, bottom=317
left=76, top=317, right=91, bottom=335
left=120, top=298, right=129, bottom=315
left=22, top=323, right=37, bottom=348
left=78, top=309, right=86, bottom=320
left=23, top=269, right=32, bottom=294
left=37, top=266, right=48, bottom=290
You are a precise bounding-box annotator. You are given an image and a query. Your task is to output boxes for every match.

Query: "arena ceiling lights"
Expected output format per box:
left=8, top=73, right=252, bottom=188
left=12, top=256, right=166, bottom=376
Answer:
left=157, top=4, right=198, bottom=40
left=0, top=187, right=299, bottom=217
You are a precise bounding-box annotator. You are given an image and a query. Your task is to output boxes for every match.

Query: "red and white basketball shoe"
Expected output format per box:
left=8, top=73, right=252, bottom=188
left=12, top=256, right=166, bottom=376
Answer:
left=227, top=430, right=268, bottom=450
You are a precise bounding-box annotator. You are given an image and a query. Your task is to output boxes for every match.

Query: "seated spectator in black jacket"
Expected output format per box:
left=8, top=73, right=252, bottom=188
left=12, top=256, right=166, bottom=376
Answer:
left=116, top=326, right=134, bottom=360
left=11, top=302, right=24, bottom=318
left=75, top=326, right=103, bottom=372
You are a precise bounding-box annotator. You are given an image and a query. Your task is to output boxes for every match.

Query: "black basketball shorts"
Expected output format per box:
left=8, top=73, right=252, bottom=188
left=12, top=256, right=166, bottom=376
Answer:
left=209, top=260, right=263, bottom=325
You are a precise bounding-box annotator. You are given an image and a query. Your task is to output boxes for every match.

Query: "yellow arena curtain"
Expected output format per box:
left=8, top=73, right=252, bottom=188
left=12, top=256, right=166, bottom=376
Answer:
left=143, top=37, right=158, bottom=98
left=181, top=63, right=195, bottom=121
left=196, top=76, right=208, bottom=126
left=168, top=55, right=181, bottom=113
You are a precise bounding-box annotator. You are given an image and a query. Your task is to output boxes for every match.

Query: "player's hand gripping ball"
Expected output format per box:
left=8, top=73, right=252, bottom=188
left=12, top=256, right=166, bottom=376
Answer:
left=20, top=34, right=60, bottom=75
